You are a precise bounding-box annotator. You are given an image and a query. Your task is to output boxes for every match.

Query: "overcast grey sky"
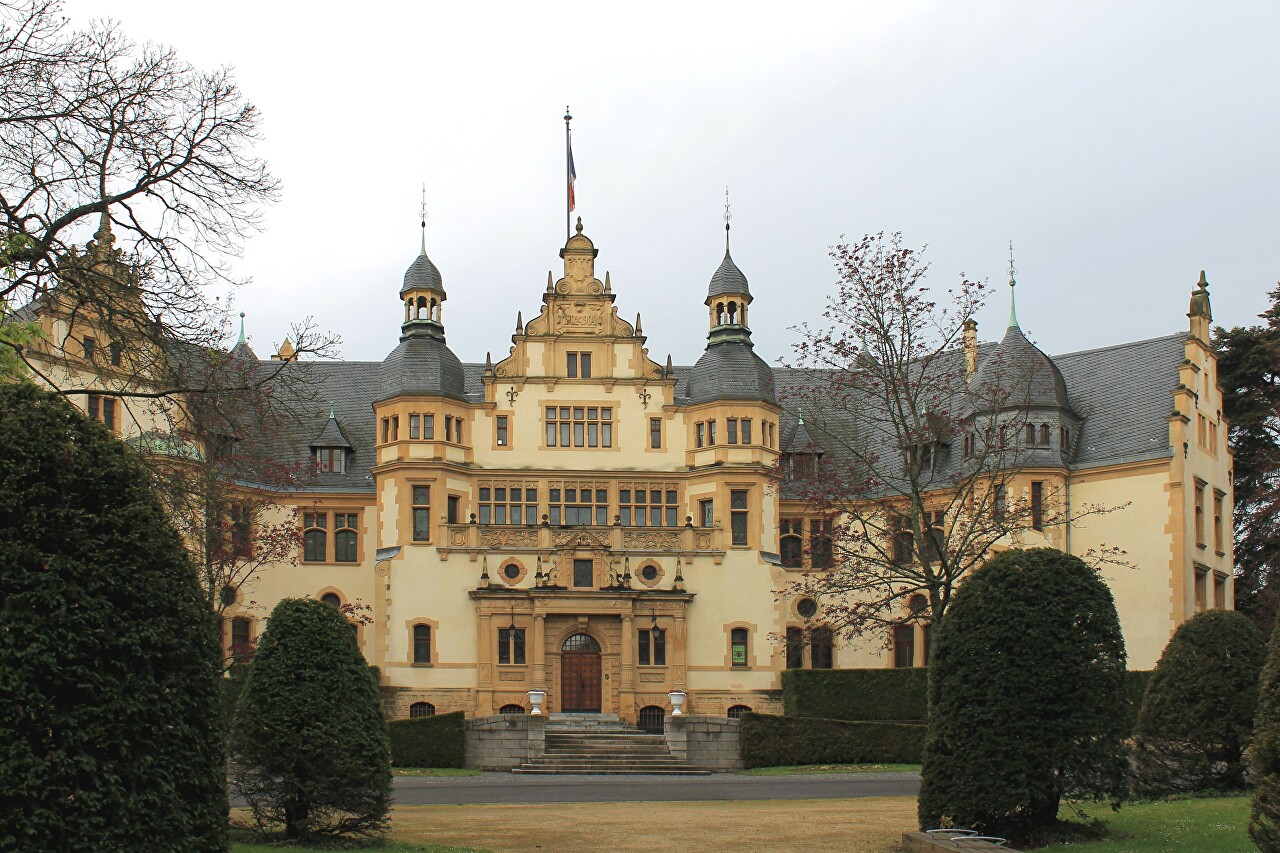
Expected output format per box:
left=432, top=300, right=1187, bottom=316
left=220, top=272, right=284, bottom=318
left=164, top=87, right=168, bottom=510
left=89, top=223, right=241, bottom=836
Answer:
left=65, top=0, right=1280, bottom=368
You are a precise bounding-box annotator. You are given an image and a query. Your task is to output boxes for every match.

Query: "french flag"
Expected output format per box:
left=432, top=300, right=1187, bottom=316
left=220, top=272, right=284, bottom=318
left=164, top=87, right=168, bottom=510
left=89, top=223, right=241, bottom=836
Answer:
left=568, top=141, right=577, bottom=212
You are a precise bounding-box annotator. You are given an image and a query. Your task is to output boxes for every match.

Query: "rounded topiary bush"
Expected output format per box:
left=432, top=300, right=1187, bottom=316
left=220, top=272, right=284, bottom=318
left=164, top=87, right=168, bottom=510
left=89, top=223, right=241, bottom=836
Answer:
left=1250, top=612, right=1280, bottom=850
left=1134, top=609, right=1264, bottom=795
left=0, top=383, right=227, bottom=851
left=918, top=548, right=1129, bottom=843
left=231, top=597, right=391, bottom=840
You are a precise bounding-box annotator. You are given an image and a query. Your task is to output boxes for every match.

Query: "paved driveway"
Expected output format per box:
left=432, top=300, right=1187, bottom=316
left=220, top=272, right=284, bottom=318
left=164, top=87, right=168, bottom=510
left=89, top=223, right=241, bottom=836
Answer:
left=391, top=771, right=920, bottom=805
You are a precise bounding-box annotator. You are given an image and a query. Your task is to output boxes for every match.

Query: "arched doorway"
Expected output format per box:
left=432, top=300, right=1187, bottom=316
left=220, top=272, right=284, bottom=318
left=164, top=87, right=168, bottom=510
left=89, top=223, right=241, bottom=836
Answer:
left=560, top=633, right=602, bottom=713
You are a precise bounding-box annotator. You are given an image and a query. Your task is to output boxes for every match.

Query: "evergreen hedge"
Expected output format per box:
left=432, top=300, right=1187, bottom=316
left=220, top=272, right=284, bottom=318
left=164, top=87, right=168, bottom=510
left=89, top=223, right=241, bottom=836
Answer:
left=1135, top=609, right=1264, bottom=795
left=1251, top=611, right=1280, bottom=850
left=0, top=383, right=228, bottom=851
left=389, top=712, right=467, bottom=768
left=738, top=713, right=924, bottom=768
left=782, top=669, right=928, bottom=721
left=918, top=548, right=1129, bottom=842
left=231, top=598, right=391, bottom=839
left=1124, top=670, right=1154, bottom=734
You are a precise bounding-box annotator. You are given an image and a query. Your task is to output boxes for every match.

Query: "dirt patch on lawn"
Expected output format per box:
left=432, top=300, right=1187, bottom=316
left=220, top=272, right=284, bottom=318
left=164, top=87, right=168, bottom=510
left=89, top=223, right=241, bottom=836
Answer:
left=391, top=796, right=917, bottom=853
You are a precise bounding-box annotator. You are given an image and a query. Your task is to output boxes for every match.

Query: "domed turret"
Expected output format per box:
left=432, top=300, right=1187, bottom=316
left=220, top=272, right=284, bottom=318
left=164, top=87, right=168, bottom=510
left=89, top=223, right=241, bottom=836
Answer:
left=970, top=262, right=1070, bottom=412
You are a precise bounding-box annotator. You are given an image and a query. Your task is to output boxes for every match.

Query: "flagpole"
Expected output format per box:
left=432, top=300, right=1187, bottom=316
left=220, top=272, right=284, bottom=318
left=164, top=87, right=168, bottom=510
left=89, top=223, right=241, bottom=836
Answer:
left=564, top=106, right=572, bottom=242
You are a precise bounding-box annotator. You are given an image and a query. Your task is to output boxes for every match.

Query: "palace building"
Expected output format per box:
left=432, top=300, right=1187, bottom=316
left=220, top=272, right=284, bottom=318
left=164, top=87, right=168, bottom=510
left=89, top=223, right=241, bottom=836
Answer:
left=22, top=214, right=1235, bottom=722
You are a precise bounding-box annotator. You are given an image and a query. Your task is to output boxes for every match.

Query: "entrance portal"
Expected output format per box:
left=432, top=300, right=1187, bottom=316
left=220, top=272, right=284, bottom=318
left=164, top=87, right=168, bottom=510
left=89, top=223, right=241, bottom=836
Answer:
left=560, top=633, right=602, bottom=712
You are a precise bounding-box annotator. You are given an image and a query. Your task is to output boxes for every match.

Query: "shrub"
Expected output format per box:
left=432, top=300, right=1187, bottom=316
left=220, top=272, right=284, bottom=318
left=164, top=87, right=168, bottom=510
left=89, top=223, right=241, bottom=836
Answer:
left=782, top=669, right=928, bottom=721
left=1124, top=670, right=1154, bottom=734
left=389, top=712, right=467, bottom=768
left=231, top=598, right=391, bottom=840
left=738, top=713, right=924, bottom=768
left=918, top=548, right=1129, bottom=843
left=1135, top=609, right=1264, bottom=795
left=1251, top=612, right=1280, bottom=851
left=0, top=383, right=227, bottom=851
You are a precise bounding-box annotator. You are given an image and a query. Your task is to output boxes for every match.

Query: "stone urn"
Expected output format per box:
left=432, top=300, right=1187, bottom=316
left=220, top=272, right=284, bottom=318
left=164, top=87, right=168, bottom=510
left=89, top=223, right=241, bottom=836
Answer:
left=528, top=689, right=546, bottom=715
left=668, top=690, right=686, bottom=716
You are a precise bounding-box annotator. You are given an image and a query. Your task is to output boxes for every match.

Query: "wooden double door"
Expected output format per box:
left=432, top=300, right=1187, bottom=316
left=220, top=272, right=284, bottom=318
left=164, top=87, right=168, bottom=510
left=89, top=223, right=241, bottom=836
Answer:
left=560, top=633, right=602, bottom=713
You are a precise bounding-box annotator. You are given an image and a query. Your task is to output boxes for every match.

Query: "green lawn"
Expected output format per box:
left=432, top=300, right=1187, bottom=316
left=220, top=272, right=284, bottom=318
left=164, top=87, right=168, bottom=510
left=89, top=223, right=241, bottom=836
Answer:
left=1041, top=796, right=1252, bottom=852
left=392, top=767, right=482, bottom=778
left=741, top=762, right=921, bottom=775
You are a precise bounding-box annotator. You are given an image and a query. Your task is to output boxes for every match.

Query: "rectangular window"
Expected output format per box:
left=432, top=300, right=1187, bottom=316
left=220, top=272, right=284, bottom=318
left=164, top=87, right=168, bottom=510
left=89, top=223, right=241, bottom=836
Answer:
left=413, top=624, right=432, bottom=664
left=730, top=628, right=749, bottom=667
left=410, top=414, right=420, bottom=439
left=82, top=336, right=96, bottom=360
left=1195, top=567, right=1208, bottom=612
left=109, top=341, right=122, bottom=367
left=785, top=626, right=804, bottom=669
left=619, top=485, right=680, bottom=527
left=566, top=353, right=578, bottom=378
left=304, top=512, right=327, bottom=562
left=810, top=518, right=834, bottom=569
left=580, top=352, right=591, bottom=378
left=730, top=489, right=749, bottom=546
left=231, top=617, right=251, bottom=661
left=893, top=625, right=915, bottom=668
left=780, top=518, right=803, bottom=568
left=477, top=483, right=538, bottom=525
left=547, top=483, right=607, bottom=526
left=923, top=511, right=944, bottom=564
left=412, top=486, right=431, bottom=542
left=994, top=484, right=1007, bottom=521
left=314, top=448, right=345, bottom=474
left=650, top=418, right=662, bottom=449
left=496, top=415, right=509, bottom=447
left=334, top=513, right=359, bottom=562
left=1030, top=481, right=1044, bottom=530
left=708, top=420, right=717, bottom=445
left=1195, top=481, right=1206, bottom=547
left=638, top=628, right=666, bottom=666
left=811, top=626, right=834, bottom=669
left=447, top=495, right=460, bottom=525
left=699, top=499, right=714, bottom=528
left=741, top=419, right=752, bottom=445
left=444, top=416, right=453, bottom=443
left=696, top=422, right=705, bottom=448
left=498, top=627, right=526, bottom=665
left=573, top=558, right=594, bottom=588
left=423, top=414, right=435, bottom=439
left=381, top=418, right=389, bottom=443
left=545, top=406, right=612, bottom=448
left=1214, top=572, right=1227, bottom=609
left=391, top=416, right=399, bottom=441
left=1214, top=490, right=1225, bottom=553
left=893, top=517, right=914, bottom=565
left=87, top=394, right=98, bottom=420
left=727, top=418, right=739, bottom=444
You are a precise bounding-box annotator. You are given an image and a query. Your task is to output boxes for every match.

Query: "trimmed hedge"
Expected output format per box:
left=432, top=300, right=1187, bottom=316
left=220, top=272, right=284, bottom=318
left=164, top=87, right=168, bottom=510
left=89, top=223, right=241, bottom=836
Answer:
left=783, top=668, right=928, bottom=721
left=1125, top=670, right=1154, bottom=734
left=739, top=713, right=924, bottom=768
left=389, top=711, right=467, bottom=768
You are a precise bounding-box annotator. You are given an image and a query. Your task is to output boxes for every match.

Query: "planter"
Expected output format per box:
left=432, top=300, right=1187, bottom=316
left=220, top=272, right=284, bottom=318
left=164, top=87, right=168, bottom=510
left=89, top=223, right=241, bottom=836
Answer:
left=669, top=690, right=686, bottom=716
left=528, top=689, right=546, bottom=715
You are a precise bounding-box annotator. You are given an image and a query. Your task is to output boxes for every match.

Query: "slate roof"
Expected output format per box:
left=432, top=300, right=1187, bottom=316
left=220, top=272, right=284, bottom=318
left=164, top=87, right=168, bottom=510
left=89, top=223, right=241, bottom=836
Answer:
left=230, top=331, right=1184, bottom=495
left=970, top=324, right=1072, bottom=412
left=706, top=250, right=750, bottom=300
left=400, top=250, right=444, bottom=296
left=379, top=330, right=467, bottom=402
left=686, top=340, right=777, bottom=405
left=310, top=414, right=352, bottom=449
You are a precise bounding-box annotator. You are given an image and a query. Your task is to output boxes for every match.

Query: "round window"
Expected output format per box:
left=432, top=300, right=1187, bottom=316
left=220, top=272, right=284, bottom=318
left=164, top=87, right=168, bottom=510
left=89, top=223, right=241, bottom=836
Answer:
left=797, top=598, right=818, bottom=619
left=220, top=585, right=237, bottom=606
left=640, top=564, right=659, bottom=582
left=320, top=593, right=341, bottom=607
left=503, top=563, right=521, bottom=580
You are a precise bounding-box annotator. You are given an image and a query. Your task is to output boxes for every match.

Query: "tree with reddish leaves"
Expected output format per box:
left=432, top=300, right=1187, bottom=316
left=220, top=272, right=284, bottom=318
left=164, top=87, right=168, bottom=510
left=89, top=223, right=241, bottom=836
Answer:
left=782, top=233, right=1125, bottom=647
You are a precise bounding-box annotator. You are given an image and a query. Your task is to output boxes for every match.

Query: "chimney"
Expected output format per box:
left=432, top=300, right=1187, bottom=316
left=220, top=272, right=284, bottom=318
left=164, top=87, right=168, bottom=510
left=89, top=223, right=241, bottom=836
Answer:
left=963, top=318, right=978, bottom=380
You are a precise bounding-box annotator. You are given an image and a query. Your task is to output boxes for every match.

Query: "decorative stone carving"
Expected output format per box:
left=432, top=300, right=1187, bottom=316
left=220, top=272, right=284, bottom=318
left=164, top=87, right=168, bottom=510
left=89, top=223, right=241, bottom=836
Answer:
left=498, top=671, right=525, bottom=682
left=639, top=673, right=665, bottom=683
left=623, top=530, right=680, bottom=551
left=481, top=529, right=538, bottom=549
left=450, top=529, right=468, bottom=547
left=555, top=301, right=605, bottom=332
left=553, top=529, right=610, bottom=549
left=694, top=533, right=712, bottom=550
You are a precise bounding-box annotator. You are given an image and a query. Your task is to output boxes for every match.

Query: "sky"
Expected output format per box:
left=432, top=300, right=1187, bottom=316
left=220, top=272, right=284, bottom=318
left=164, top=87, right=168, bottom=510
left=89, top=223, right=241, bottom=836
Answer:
left=62, top=0, right=1280, bottom=368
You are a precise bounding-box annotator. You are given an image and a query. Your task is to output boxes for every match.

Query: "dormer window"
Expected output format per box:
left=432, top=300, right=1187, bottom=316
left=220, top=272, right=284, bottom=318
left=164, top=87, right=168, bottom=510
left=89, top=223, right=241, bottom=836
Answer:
left=314, top=447, right=346, bottom=474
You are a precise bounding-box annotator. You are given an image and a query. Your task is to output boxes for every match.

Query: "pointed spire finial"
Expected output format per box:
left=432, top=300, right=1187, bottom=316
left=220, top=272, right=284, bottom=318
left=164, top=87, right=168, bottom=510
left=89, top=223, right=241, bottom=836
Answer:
left=723, top=186, right=732, bottom=252
left=604, top=271, right=611, bottom=293
left=575, top=216, right=583, bottom=235
left=1198, top=269, right=1209, bottom=289
left=419, top=184, right=428, bottom=255
left=635, top=313, right=643, bottom=335
left=238, top=311, right=246, bottom=343
left=665, top=353, right=673, bottom=377
left=1007, top=241, right=1020, bottom=329
left=515, top=311, right=523, bottom=333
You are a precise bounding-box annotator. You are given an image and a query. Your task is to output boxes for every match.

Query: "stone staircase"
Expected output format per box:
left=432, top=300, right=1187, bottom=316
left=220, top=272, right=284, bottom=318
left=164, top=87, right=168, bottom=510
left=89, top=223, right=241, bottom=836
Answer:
left=511, top=713, right=711, bottom=775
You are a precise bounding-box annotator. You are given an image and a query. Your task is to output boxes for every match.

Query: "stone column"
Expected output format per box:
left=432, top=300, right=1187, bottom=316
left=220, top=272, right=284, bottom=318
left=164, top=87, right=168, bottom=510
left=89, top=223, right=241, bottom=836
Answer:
left=477, top=612, right=493, bottom=715
left=674, top=612, right=687, bottom=692
left=620, top=613, right=635, bottom=721
left=532, top=612, right=547, bottom=688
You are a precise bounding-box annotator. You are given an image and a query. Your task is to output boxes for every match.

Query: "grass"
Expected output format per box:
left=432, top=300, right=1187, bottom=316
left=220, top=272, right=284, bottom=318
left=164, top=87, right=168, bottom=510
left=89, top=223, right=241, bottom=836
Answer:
left=392, top=768, right=482, bottom=778
left=742, top=762, right=921, bottom=775
left=1039, top=795, right=1252, bottom=852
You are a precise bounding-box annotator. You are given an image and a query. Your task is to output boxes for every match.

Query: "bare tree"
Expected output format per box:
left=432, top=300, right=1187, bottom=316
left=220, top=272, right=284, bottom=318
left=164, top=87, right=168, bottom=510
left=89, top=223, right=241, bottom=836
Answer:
left=782, top=233, right=1126, bottom=648
left=0, top=0, right=336, bottom=402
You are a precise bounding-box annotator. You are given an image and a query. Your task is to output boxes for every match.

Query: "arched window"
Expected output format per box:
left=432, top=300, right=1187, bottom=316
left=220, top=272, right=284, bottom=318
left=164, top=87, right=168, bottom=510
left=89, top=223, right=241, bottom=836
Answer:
left=1040, top=424, right=1050, bottom=446
left=499, top=704, right=525, bottom=715
left=1026, top=423, right=1037, bottom=445
left=730, top=628, right=749, bottom=667
left=727, top=705, right=752, bottom=719
left=811, top=625, right=834, bottom=669
left=320, top=592, right=341, bottom=607
left=409, top=702, right=435, bottom=718
left=779, top=519, right=802, bottom=568
left=230, top=616, right=253, bottom=663
left=727, top=300, right=738, bottom=324
left=334, top=514, right=358, bottom=562
left=303, top=512, right=327, bottom=562
left=416, top=296, right=428, bottom=319
left=785, top=627, right=804, bottom=669
left=413, top=624, right=432, bottom=664
left=562, top=633, right=600, bottom=653
left=716, top=302, right=725, bottom=325
left=638, top=705, right=665, bottom=733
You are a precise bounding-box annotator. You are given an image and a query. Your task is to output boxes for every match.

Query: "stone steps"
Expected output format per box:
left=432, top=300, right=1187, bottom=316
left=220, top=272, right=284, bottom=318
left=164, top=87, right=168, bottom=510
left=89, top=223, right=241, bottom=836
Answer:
left=515, top=719, right=708, bottom=775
